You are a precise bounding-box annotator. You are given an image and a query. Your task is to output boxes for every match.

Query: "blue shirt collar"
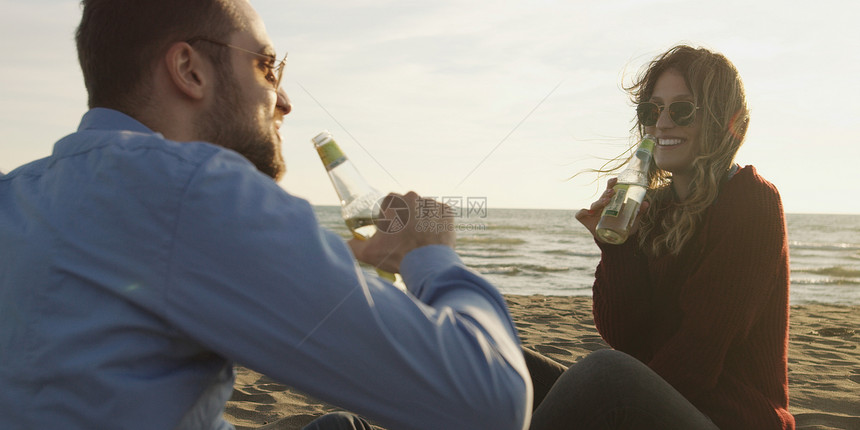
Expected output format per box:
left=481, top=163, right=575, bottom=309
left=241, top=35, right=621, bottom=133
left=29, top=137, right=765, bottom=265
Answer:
left=78, top=107, right=156, bottom=134
left=52, top=108, right=164, bottom=160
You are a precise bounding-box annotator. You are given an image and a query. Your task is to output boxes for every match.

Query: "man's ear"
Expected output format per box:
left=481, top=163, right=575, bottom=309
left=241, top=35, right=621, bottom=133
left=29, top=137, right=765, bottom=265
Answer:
left=164, top=42, right=208, bottom=100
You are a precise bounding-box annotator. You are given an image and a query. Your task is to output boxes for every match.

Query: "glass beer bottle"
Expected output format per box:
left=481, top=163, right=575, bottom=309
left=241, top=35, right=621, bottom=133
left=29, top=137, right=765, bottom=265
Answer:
left=312, top=130, right=401, bottom=285
left=595, top=134, right=656, bottom=245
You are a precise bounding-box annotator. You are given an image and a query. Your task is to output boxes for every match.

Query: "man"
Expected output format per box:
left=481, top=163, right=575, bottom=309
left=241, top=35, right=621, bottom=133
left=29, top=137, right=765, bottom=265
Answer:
left=0, top=1, right=531, bottom=429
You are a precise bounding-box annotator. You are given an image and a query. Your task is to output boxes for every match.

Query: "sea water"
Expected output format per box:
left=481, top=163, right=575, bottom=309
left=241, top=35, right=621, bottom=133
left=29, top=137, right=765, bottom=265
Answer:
left=313, top=206, right=860, bottom=305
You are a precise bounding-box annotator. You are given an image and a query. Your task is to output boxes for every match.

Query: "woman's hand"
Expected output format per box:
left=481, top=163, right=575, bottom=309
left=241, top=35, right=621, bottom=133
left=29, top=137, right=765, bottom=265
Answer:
left=576, top=178, right=618, bottom=237
left=575, top=177, right=649, bottom=240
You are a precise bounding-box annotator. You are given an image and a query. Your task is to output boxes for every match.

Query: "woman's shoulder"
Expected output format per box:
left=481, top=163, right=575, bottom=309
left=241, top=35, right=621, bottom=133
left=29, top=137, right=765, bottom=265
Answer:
left=725, top=165, right=781, bottom=200
left=731, top=164, right=777, bottom=188
left=713, top=164, right=784, bottom=220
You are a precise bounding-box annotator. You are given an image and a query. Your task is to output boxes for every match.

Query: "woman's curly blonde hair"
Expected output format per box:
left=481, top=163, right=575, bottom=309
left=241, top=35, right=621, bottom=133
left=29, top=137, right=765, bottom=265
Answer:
left=625, top=45, right=750, bottom=256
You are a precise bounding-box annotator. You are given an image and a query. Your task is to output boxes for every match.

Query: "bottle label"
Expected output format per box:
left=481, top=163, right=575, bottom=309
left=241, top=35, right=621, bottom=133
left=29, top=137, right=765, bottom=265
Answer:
left=316, top=141, right=347, bottom=171
left=639, top=135, right=656, bottom=152
left=602, top=184, right=628, bottom=217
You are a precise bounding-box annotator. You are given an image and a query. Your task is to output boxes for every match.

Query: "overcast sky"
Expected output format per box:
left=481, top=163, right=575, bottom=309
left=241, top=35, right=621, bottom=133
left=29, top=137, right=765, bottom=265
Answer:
left=2, top=0, right=858, bottom=214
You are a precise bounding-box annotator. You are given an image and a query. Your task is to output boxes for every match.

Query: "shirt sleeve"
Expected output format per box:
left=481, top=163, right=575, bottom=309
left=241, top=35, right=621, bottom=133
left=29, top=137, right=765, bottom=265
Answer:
left=646, top=175, right=789, bottom=400
left=592, top=238, right=654, bottom=357
left=163, top=150, right=531, bottom=430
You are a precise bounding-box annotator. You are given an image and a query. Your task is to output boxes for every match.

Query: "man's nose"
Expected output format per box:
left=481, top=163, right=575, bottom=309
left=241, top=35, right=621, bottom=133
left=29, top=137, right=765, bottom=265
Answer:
left=276, top=87, right=291, bottom=115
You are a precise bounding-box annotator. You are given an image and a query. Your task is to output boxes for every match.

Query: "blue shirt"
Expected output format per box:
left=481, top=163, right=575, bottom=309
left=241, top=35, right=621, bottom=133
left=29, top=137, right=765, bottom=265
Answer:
left=0, top=108, right=531, bottom=430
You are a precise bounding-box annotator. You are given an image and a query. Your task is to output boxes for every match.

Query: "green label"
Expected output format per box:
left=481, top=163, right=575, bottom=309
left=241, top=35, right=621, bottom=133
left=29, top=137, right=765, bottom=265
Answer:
left=316, top=141, right=347, bottom=170
left=602, top=184, right=628, bottom=217
left=639, top=136, right=656, bottom=152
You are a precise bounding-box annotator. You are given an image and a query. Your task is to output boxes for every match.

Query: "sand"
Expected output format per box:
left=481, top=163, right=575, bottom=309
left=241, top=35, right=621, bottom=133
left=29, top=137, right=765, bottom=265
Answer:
left=224, top=295, right=860, bottom=430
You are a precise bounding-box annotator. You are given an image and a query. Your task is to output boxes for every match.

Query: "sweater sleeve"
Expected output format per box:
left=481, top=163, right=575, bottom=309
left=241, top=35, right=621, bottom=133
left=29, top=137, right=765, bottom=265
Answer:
left=646, top=169, right=790, bottom=400
left=592, top=237, right=654, bottom=357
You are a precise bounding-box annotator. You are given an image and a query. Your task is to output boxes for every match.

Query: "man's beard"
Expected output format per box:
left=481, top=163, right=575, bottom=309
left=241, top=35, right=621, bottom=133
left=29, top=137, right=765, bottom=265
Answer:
left=195, top=71, right=285, bottom=181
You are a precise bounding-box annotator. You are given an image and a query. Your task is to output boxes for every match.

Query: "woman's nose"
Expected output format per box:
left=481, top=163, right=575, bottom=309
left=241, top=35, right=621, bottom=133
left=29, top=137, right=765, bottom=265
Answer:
left=655, top=107, right=674, bottom=128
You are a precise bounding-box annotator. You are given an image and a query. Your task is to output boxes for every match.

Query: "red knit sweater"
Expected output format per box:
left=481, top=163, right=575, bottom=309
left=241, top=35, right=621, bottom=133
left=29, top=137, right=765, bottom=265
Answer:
left=592, top=165, right=794, bottom=430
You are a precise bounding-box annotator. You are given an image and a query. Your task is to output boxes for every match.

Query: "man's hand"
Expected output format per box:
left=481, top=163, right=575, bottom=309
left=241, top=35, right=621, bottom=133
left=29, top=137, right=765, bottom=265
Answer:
left=349, top=192, right=455, bottom=273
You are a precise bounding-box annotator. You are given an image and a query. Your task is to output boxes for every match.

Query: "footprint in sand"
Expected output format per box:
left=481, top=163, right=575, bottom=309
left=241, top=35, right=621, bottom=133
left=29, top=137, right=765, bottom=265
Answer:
left=230, top=390, right=277, bottom=404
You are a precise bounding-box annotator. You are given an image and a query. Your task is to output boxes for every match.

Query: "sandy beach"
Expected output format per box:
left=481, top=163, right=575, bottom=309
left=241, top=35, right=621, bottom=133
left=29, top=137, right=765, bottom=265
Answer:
left=224, top=295, right=860, bottom=430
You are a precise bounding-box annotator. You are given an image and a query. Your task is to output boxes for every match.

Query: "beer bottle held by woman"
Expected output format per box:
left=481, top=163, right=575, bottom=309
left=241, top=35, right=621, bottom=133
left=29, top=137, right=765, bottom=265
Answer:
left=595, top=134, right=656, bottom=244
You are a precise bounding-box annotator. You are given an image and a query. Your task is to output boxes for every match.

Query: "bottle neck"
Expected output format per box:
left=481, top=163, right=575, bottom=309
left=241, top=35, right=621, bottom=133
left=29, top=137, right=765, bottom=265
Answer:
left=316, top=140, right=348, bottom=171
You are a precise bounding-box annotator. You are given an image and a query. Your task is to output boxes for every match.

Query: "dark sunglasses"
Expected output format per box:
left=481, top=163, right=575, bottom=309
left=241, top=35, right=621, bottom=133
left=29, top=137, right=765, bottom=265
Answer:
left=636, top=101, right=700, bottom=127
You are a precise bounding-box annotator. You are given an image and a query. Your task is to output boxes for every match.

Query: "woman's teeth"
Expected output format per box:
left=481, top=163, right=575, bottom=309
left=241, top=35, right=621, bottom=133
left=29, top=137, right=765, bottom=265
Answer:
left=658, top=138, right=682, bottom=147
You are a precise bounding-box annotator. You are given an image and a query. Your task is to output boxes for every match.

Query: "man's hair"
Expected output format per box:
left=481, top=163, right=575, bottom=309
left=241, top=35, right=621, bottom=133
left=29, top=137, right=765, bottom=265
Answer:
left=76, top=0, right=243, bottom=113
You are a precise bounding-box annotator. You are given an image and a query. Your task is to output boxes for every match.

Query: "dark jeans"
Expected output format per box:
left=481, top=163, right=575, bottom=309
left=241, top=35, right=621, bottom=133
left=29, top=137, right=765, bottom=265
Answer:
left=301, top=412, right=374, bottom=430
left=525, top=348, right=719, bottom=430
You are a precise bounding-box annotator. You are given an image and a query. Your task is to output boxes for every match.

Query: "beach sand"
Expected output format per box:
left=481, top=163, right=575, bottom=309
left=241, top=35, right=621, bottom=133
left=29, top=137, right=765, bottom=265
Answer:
left=224, top=295, right=860, bottom=430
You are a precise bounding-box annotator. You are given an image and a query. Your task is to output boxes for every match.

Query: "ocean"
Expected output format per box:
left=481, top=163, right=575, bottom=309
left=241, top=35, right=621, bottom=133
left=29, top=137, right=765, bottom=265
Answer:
left=312, top=206, right=860, bottom=305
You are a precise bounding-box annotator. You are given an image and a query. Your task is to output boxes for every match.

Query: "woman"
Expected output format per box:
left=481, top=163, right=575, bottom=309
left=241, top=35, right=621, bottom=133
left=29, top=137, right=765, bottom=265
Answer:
left=525, top=45, right=793, bottom=429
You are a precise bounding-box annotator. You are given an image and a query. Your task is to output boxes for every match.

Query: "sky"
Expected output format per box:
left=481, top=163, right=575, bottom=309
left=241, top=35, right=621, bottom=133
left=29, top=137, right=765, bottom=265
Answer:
left=2, top=0, right=859, bottom=214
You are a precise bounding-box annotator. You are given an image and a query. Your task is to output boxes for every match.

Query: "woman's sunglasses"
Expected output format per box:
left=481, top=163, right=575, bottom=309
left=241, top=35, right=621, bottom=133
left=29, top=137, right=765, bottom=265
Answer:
left=636, top=101, right=700, bottom=127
